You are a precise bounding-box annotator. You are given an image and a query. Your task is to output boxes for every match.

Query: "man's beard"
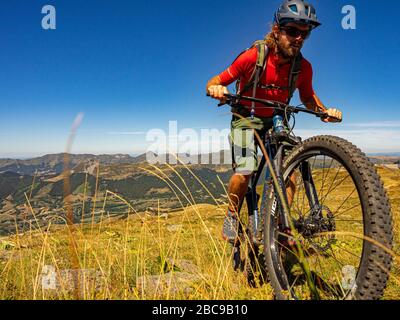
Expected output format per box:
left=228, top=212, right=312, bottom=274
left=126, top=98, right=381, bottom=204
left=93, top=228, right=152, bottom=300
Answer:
left=277, top=41, right=301, bottom=59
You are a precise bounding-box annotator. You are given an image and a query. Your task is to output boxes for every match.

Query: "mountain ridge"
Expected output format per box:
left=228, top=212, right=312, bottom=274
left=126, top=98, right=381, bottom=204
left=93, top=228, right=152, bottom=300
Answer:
left=0, top=151, right=233, bottom=175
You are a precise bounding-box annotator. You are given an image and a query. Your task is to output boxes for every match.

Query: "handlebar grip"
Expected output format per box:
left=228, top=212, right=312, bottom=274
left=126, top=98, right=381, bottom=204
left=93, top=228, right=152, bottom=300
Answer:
left=321, top=113, right=342, bottom=123
left=207, top=92, right=229, bottom=107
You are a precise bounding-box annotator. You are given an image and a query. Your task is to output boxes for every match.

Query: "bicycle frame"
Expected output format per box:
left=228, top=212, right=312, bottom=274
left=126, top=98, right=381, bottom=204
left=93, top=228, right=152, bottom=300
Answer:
left=240, top=128, right=295, bottom=244
left=238, top=119, right=323, bottom=245
left=213, top=93, right=336, bottom=244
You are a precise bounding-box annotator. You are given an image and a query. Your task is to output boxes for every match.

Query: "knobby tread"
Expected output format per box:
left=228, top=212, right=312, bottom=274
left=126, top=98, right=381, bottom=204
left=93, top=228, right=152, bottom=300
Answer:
left=263, top=135, right=393, bottom=300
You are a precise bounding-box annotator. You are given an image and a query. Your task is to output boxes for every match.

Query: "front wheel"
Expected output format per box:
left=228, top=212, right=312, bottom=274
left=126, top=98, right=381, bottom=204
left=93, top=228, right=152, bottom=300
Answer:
left=263, top=135, right=393, bottom=300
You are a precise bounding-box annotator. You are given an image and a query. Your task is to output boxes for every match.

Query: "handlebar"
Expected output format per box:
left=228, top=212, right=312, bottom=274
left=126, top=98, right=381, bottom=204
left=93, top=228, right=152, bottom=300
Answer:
left=208, top=93, right=342, bottom=122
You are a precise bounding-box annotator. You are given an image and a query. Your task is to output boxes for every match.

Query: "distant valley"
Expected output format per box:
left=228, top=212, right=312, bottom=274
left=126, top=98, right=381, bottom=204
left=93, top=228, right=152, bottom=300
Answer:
left=0, top=152, right=232, bottom=236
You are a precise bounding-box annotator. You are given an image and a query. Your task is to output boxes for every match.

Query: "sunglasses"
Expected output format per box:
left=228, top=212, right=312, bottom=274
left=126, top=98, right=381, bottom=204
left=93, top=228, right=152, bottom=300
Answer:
left=280, top=26, right=311, bottom=39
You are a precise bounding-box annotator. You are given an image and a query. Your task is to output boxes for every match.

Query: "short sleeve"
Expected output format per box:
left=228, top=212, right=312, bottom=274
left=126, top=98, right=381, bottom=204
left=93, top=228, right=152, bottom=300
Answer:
left=218, top=47, right=257, bottom=86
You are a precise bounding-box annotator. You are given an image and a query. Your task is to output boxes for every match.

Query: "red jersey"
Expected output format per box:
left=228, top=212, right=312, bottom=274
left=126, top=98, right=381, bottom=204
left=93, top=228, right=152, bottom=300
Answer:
left=218, top=47, right=315, bottom=117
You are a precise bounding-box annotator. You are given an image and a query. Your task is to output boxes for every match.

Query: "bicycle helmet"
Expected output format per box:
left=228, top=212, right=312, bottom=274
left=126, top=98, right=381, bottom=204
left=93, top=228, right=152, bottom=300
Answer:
left=274, top=0, right=321, bottom=29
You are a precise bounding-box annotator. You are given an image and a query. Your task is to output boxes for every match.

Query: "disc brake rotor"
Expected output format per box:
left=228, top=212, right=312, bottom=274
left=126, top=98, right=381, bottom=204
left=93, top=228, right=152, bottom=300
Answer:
left=296, top=205, right=336, bottom=253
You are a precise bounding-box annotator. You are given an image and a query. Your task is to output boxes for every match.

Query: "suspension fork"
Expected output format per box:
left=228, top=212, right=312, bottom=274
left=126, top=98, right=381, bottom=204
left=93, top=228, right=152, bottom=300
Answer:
left=299, top=161, right=321, bottom=217
left=245, top=156, right=264, bottom=243
left=273, top=145, right=292, bottom=231
left=242, top=133, right=269, bottom=244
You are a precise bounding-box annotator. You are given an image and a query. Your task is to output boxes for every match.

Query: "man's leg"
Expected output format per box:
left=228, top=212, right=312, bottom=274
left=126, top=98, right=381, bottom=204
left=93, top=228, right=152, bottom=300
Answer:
left=224, top=116, right=262, bottom=243
left=222, top=173, right=252, bottom=243
left=227, top=173, right=252, bottom=214
left=224, top=137, right=256, bottom=243
left=286, top=172, right=297, bottom=207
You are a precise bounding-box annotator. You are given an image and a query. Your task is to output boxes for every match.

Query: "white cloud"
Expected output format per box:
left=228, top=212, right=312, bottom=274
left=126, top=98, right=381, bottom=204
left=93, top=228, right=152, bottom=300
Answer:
left=107, top=131, right=146, bottom=135
left=345, top=121, right=400, bottom=128
left=295, top=128, right=400, bottom=153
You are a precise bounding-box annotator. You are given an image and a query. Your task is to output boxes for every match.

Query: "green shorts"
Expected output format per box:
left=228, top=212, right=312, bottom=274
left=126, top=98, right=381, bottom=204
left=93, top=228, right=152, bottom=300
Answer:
left=229, top=116, right=273, bottom=175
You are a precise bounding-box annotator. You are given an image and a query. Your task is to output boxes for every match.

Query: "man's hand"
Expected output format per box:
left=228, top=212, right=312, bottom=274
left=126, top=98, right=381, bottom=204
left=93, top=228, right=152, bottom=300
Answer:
left=322, top=108, right=342, bottom=123
left=303, top=95, right=342, bottom=123
left=207, top=85, right=229, bottom=104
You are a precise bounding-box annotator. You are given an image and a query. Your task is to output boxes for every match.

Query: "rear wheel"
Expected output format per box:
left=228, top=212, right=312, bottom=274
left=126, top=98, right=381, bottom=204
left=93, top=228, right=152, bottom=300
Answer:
left=263, top=135, right=393, bottom=300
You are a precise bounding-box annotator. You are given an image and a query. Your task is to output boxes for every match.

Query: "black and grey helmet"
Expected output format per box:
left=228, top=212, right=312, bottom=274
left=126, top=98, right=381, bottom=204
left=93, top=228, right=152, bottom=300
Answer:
left=274, top=0, right=321, bottom=29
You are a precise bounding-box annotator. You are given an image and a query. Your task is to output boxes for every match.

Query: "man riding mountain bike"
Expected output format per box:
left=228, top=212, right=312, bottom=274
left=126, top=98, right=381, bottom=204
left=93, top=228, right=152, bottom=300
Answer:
left=206, top=0, right=343, bottom=243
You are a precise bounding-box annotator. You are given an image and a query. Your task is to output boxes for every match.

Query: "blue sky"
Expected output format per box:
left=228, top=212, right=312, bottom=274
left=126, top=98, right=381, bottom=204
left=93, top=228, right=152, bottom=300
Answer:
left=1, top=0, right=399, bottom=158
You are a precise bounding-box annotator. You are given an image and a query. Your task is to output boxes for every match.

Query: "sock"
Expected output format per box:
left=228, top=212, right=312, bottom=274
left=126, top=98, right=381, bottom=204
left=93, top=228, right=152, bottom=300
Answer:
left=226, top=209, right=237, bottom=218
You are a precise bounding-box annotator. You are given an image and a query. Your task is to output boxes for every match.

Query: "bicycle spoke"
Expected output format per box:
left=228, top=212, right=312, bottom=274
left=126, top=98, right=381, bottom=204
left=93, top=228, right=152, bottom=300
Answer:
left=318, top=247, right=359, bottom=285
left=300, top=174, right=307, bottom=218
left=293, top=241, right=341, bottom=299
left=295, top=171, right=304, bottom=217
left=334, top=218, right=363, bottom=223
left=301, top=243, right=348, bottom=298
left=320, top=171, right=351, bottom=206
left=318, top=165, right=339, bottom=202
left=289, top=274, right=302, bottom=293
left=325, top=246, right=347, bottom=268
left=333, top=203, right=362, bottom=221
left=319, top=165, right=342, bottom=204
left=331, top=186, right=357, bottom=216
left=318, top=156, right=328, bottom=199
left=337, top=245, right=362, bottom=263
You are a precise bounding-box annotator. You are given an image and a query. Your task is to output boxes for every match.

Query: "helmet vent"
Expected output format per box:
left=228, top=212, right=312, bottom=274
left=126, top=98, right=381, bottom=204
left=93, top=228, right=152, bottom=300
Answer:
left=305, top=5, right=310, bottom=17
left=288, top=4, right=298, bottom=13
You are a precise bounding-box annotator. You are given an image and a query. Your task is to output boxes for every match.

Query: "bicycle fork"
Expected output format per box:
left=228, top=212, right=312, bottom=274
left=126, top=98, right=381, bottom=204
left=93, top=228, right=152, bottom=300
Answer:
left=271, top=148, right=321, bottom=231
left=273, top=145, right=292, bottom=232
left=299, top=161, right=321, bottom=218
left=244, top=153, right=267, bottom=245
left=269, top=150, right=322, bottom=234
left=246, top=180, right=261, bottom=244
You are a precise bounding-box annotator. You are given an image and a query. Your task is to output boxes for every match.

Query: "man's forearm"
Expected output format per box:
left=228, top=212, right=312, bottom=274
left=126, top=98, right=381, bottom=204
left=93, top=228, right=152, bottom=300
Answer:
left=206, top=76, right=222, bottom=91
left=303, top=94, right=327, bottom=113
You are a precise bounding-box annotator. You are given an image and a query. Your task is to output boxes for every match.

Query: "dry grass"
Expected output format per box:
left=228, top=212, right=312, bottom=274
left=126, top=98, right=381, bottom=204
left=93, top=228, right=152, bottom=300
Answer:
left=0, top=203, right=275, bottom=300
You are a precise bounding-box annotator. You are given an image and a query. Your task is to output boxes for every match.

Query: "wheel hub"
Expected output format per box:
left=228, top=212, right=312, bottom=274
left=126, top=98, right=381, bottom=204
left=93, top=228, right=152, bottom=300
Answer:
left=296, top=205, right=336, bottom=252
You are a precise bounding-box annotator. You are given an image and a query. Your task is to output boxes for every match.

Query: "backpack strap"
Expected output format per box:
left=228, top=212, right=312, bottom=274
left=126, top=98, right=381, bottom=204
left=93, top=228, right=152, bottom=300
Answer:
left=237, top=40, right=268, bottom=96
left=287, top=53, right=303, bottom=104
left=235, top=40, right=268, bottom=118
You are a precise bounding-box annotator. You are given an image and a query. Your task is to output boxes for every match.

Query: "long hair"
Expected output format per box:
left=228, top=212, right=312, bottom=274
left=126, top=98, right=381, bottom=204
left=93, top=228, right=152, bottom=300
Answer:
left=264, top=24, right=278, bottom=50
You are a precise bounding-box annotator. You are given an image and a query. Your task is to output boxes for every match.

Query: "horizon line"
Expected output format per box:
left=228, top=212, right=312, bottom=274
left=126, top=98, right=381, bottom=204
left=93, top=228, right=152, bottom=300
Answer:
left=1, top=150, right=400, bottom=161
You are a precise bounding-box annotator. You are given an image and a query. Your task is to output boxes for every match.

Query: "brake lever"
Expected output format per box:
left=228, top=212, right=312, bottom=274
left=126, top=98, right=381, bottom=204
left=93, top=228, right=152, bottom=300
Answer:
left=320, top=112, right=343, bottom=123
left=331, top=117, right=343, bottom=123
left=206, top=92, right=231, bottom=107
